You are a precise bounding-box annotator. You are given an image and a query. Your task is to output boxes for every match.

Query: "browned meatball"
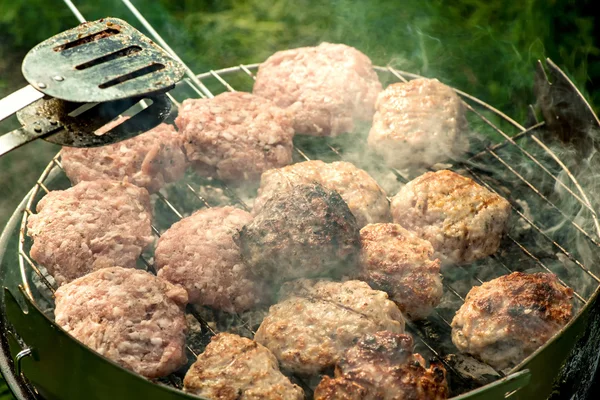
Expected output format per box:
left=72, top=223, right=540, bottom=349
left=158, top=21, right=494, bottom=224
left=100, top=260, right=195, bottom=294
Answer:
left=451, top=272, right=573, bottom=370
left=61, top=118, right=187, bottom=193
left=239, top=183, right=361, bottom=284
left=315, top=331, right=448, bottom=400
left=155, top=207, right=267, bottom=313
left=54, top=267, right=188, bottom=379
left=391, top=170, right=511, bottom=266
left=175, top=91, right=294, bottom=182
left=183, top=333, right=304, bottom=400
left=26, top=180, right=153, bottom=285
left=359, top=223, right=443, bottom=320
left=253, top=160, right=391, bottom=228
left=255, top=279, right=405, bottom=375
left=253, top=42, right=382, bottom=136
left=368, top=79, right=468, bottom=170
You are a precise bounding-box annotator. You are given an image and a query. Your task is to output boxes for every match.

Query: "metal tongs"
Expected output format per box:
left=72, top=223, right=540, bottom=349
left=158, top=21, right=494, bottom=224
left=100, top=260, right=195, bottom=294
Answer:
left=0, top=17, right=185, bottom=157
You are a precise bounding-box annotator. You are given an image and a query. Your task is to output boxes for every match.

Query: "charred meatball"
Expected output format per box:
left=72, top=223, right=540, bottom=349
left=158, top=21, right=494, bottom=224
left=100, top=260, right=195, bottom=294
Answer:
left=175, top=91, right=294, bottom=182
left=155, top=206, right=266, bottom=313
left=253, top=42, right=382, bottom=136
left=255, top=279, right=405, bottom=375
left=61, top=118, right=187, bottom=193
left=451, top=272, right=573, bottom=370
left=368, top=79, right=468, bottom=170
left=54, top=267, right=188, bottom=379
left=26, top=180, right=153, bottom=285
left=391, top=170, right=511, bottom=265
left=315, top=331, right=448, bottom=400
left=253, top=160, right=391, bottom=228
left=184, top=333, right=304, bottom=399
left=359, top=223, right=443, bottom=320
left=239, top=183, right=361, bottom=283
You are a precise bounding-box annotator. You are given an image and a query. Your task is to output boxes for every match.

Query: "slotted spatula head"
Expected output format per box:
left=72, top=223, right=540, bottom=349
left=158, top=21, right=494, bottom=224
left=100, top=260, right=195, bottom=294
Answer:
left=21, top=17, right=185, bottom=103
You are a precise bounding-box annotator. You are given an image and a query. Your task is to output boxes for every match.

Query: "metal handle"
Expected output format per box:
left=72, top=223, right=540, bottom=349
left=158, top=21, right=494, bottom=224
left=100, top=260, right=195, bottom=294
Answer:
left=0, top=126, right=54, bottom=158
left=14, top=348, right=33, bottom=376
left=0, top=85, right=44, bottom=123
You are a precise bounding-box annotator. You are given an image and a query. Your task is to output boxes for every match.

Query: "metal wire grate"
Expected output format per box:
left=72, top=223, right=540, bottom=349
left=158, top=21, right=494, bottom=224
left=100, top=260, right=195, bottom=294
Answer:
left=13, top=0, right=600, bottom=398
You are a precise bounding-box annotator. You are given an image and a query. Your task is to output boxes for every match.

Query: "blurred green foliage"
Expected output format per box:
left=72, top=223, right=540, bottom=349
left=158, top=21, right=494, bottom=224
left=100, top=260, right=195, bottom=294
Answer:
left=0, top=0, right=599, bottom=397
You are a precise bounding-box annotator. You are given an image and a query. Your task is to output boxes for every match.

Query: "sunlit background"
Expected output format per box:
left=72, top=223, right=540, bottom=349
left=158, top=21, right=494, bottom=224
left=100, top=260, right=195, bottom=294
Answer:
left=0, top=0, right=599, bottom=398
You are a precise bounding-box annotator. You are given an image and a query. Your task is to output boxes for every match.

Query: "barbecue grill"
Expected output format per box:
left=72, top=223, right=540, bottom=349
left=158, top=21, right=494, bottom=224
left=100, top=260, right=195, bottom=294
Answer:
left=1, top=2, right=600, bottom=400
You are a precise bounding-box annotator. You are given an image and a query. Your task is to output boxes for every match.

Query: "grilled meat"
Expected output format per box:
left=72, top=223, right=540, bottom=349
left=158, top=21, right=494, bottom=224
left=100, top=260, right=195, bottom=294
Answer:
left=253, top=42, right=382, bottom=136
left=175, top=91, right=294, bottom=183
left=359, top=223, right=443, bottom=320
left=54, top=267, right=188, bottom=379
left=155, top=206, right=266, bottom=313
left=61, top=118, right=187, bottom=193
left=314, top=331, right=448, bottom=400
left=183, top=333, right=304, bottom=400
left=238, top=183, right=361, bottom=284
left=26, top=180, right=153, bottom=285
left=368, top=78, right=467, bottom=170
left=254, top=279, right=405, bottom=375
left=390, top=170, right=511, bottom=265
left=451, top=272, right=573, bottom=370
left=253, top=160, right=391, bottom=228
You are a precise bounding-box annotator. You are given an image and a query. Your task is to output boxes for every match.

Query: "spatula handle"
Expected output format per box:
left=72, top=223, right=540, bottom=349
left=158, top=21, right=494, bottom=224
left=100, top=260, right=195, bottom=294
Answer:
left=0, top=126, right=54, bottom=157
left=0, top=85, right=44, bottom=123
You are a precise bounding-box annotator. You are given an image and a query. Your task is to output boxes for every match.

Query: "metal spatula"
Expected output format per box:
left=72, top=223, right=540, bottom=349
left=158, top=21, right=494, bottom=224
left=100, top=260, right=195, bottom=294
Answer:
left=0, top=17, right=185, bottom=156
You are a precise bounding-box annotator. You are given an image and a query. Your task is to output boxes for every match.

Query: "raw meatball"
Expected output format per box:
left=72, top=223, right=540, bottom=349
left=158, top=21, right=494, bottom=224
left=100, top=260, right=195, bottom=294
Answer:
left=255, top=279, right=405, bottom=375
left=391, top=170, right=511, bottom=265
left=253, top=160, right=391, bottom=228
left=155, top=206, right=266, bottom=313
left=315, top=331, right=448, bottom=400
left=253, top=42, right=382, bottom=136
left=54, top=267, right=188, bottom=379
left=61, top=118, right=187, bottom=193
left=368, top=78, right=468, bottom=170
left=26, top=180, right=153, bottom=285
left=359, top=223, right=443, bottom=320
left=175, top=91, right=294, bottom=182
left=183, top=333, right=304, bottom=400
left=451, top=272, right=573, bottom=370
left=238, top=183, right=361, bottom=284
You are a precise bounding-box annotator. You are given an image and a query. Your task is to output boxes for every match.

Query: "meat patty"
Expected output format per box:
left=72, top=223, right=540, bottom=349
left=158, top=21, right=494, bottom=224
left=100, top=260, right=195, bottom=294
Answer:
left=175, top=91, right=294, bottom=182
left=390, top=170, right=511, bottom=265
left=359, top=223, right=443, bottom=320
left=314, top=331, right=448, bottom=400
left=155, top=206, right=266, bottom=313
left=253, top=42, right=382, bottom=136
left=253, top=160, right=391, bottom=228
left=183, top=333, right=304, bottom=399
left=368, top=79, right=468, bottom=170
left=451, top=272, right=573, bottom=370
left=26, top=180, right=153, bottom=285
left=61, top=118, right=187, bottom=193
left=254, top=279, right=405, bottom=375
left=238, top=183, right=361, bottom=284
left=54, top=267, right=188, bottom=378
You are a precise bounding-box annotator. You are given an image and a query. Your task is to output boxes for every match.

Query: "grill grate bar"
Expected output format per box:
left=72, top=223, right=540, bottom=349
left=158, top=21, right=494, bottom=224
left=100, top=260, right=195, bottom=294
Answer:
left=155, top=192, right=183, bottom=219
left=184, top=183, right=212, bottom=208
left=483, top=148, right=600, bottom=247
left=466, top=122, right=545, bottom=161
left=18, top=250, right=56, bottom=296
left=465, top=166, right=600, bottom=284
